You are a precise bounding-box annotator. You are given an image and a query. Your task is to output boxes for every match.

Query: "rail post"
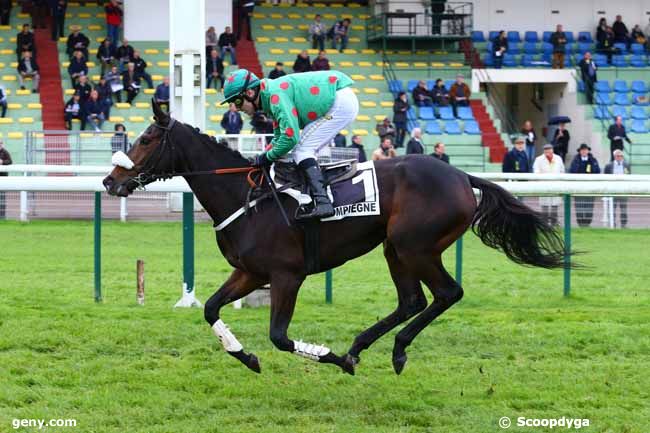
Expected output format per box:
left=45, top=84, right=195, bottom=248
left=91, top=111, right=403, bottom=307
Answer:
left=563, top=194, right=571, bottom=296
left=174, top=192, right=201, bottom=307
left=455, top=235, right=463, bottom=285
left=94, top=191, right=102, bottom=302
left=325, top=270, right=333, bottom=304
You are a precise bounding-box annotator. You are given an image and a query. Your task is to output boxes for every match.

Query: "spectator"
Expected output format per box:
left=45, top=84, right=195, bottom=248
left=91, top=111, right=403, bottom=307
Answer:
left=96, top=38, right=116, bottom=76
left=105, top=0, right=123, bottom=46
left=596, top=23, right=616, bottom=64
left=406, top=127, right=424, bottom=154
left=431, top=142, right=449, bottom=164
left=115, top=39, right=134, bottom=72
left=154, top=76, right=170, bottom=112
left=0, top=0, right=11, bottom=26
left=104, top=65, right=122, bottom=103
left=218, top=26, right=237, bottom=65
left=552, top=122, right=570, bottom=162
left=372, top=137, right=396, bottom=160
left=449, top=74, right=470, bottom=117
left=68, top=50, right=88, bottom=87
left=16, top=24, right=35, bottom=62
left=578, top=51, right=597, bottom=104
left=292, top=50, right=311, bottom=73
left=644, top=17, right=650, bottom=49
left=569, top=143, right=601, bottom=227
left=221, top=103, right=243, bottom=134
left=348, top=135, right=367, bottom=163
left=631, top=24, right=646, bottom=45
left=0, top=84, right=6, bottom=117
left=430, top=78, right=449, bottom=106
left=492, top=30, right=507, bottom=69
left=412, top=80, right=433, bottom=107
left=393, top=91, right=409, bottom=148
left=84, top=90, right=106, bottom=132
left=375, top=117, right=395, bottom=144
left=330, top=18, right=351, bottom=52
left=311, top=50, right=330, bottom=71
left=333, top=133, right=346, bottom=147
left=95, top=77, right=113, bottom=117
left=237, top=0, right=255, bottom=41
left=250, top=111, right=273, bottom=144
left=205, top=26, right=218, bottom=59
left=50, top=0, right=66, bottom=42
left=604, top=149, right=630, bottom=228
left=132, top=50, right=153, bottom=88
left=607, top=115, right=631, bottom=158
left=550, top=24, right=567, bottom=69
left=111, top=123, right=129, bottom=153
left=31, top=0, right=47, bottom=29
left=533, top=143, right=565, bottom=225
left=268, top=62, right=286, bottom=79
left=502, top=136, right=530, bottom=173
left=612, top=15, right=630, bottom=46
left=64, top=93, right=83, bottom=130
left=74, top=74, right=91, bottom=102
left=521, top=120, right=536, bottom=166
left=309, top=14, right=327, bottom=51
left=66, top=26, right=89, bottom=59
left=121, top=62, right=141, bottom=104
left=0, top=139, right=11, bottom=218
left=206, top=49, right=225, bottom=90
left=17, top=51, right=39, bottom=93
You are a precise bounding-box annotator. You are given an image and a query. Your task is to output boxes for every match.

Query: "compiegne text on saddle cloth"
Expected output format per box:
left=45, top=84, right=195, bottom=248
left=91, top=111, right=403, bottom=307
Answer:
left=214, top=160, right=380, bottom=231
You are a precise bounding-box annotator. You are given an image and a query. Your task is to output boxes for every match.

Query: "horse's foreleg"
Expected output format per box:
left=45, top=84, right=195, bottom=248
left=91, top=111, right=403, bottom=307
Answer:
left=268, top=272, right=355, bottom=375
left=346, top=242, right=427, bottom=364
left=204, top=269, right=266, bottom=373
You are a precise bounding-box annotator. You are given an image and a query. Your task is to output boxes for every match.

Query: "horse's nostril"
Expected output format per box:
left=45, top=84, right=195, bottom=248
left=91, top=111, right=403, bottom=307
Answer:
left=103, top=176, right=114, bottom=189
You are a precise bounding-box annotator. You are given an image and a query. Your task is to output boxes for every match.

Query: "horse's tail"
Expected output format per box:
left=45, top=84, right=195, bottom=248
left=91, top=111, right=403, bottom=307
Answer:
left=467, top=175, right=566, bottom=269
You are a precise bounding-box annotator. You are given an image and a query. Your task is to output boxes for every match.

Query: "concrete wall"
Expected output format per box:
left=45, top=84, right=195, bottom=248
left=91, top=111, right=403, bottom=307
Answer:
left=124, top=0, right=232, bottom=41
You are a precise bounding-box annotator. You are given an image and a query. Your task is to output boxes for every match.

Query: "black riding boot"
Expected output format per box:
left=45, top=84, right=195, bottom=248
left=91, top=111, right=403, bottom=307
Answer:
left=296, top=158, right=334, bottom=220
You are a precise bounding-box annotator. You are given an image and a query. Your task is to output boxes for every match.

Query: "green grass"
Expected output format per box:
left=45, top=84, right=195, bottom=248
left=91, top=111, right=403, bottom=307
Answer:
left=0, top=220, right=649, bottom=433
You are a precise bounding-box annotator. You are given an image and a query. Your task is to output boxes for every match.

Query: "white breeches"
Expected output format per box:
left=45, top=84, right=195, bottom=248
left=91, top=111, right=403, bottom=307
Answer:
left=289, top=86, right=359, bottom=164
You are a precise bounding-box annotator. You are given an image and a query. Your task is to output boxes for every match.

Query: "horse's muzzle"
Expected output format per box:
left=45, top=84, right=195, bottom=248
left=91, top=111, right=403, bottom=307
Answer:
left=103, top=175, right=131, bottom=197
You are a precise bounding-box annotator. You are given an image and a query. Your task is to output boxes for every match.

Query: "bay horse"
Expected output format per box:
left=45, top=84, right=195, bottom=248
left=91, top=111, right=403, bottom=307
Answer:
left=104, top=101, right=566, bottom=375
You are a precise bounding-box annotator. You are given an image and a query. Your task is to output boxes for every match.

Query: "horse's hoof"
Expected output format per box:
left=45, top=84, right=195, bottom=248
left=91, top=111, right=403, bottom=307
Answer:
left=247, top=354, right=261, bottom=374
left=392, top=353, right=407, bottom=375
left=341, top=354, right=356, bottom=376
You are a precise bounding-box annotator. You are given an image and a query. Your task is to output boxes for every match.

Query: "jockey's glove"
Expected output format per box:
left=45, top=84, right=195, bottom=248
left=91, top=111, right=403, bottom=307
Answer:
left=251, top=152, right=272, bottom=169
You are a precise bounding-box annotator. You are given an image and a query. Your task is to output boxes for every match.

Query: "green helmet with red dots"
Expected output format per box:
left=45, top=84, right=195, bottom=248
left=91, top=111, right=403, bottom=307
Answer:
left=220, top=69, right=261, bottom=105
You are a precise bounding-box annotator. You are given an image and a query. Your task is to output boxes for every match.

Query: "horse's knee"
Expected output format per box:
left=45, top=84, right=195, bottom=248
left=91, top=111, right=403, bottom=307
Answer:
left=408, top=294, right=428, bottom=316
left=269, top=329, right=293, bottom=352
left=438, top=285, right=463, bottom=305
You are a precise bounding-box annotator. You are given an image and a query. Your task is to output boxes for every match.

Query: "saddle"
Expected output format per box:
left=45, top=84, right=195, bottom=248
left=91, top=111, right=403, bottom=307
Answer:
left=272, top=159, right=358, bottom=194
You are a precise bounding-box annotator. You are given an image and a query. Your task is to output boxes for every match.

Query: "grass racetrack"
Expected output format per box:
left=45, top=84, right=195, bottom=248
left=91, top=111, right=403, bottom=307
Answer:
left=1, top=220, right=649, bottom=433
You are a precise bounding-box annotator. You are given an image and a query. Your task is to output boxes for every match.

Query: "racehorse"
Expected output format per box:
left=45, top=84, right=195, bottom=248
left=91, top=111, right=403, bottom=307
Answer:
left=104, top=101, right=567, bottom=375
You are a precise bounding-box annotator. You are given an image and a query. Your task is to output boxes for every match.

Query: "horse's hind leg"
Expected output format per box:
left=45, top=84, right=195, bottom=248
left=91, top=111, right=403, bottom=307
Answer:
left=204, top=269, right=266, bottom=373
left=268, top=271, right=356, bottom=375
left=392, top=256, right=463, bottom=374
left=346, top=241, right=427, bottom=364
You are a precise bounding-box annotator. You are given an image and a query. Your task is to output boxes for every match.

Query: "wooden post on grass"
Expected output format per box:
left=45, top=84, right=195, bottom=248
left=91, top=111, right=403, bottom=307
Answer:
left=136, top=259, right=145, bottom=305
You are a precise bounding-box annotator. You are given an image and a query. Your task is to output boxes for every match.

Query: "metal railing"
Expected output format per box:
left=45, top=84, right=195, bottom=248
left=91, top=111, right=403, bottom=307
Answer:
left=474, top=68, right=518, bottom=139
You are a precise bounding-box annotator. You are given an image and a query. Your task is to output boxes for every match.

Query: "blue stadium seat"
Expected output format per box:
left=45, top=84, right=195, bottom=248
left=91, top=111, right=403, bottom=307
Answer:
left=524, top=31, right=538, bottom=43
left=444, top=120, right=461, bottom=135
left=523, top=42, right=537, bottom=54
left=631, top=80, right=648, bottom=93
left=577, top=81, right=585, bottom=92
left=631, top=106, right=648, bottom=120
left=483, top=54, right=494, bottom=67
left=578, top=31, right=593, bottom=43
left=503, top=53, right=517, bottom=67
left=426, top=80, right=437, bottom=91
left=444, top=80, right=455, bottom=91
left=594, top=92, right=612, bottom=105
left=425, top=121, right=441, bottom=135
left=507, top=31, right=521, bottom=43
left=577, top=42, right=591, bottom=54
left=612, top=106, right=628, bottom=119
left=631, top=119, right=648, bottom=133
left=615, top=93, right=631, bottom=105
left=407, top=107, right=417, bottom=121
left=486, top=41, right=493, bottom=53
left=457, top=106, right=474, bottom=120
left=439, top=106, right=455, bottom=120
left=563, top=44, right=574, bottom=54
left=508, top=43, right=521, bottom=55
left=407, top=80, right=419, bottom=92
left=630, top=55, right=646, bottom=67
left=612, top=55, right=628, bottom=67
left=631, top=43, right=644, bottom=55
left=488, top=31, right=500, bottom=41
left=542, top=42, right=553, bottom=55
left=471, top=31, right=485, bottom=42
left=594, top=81, right=611, bottom=93
left=613, top=80, right=629, bottom=93
left=406, top=121, right=420, bottom=133
left=613, top=43, right=627, bottom=54
left=564, top=32, right=574, bottom=43
left=594, top=53, right=609, bottom=65
left=632, top=93, right=650, bottom=106
left=521, top=54, right=536, bottom=67
left=388, top=80, right=403, bottom=93
left=542, top=31, right=552, bottom=43
left=464, top=120, right=481, bottom=134
left=418, top=106, right=435, bottom=120
left=593, top=106, right=608, bottom=119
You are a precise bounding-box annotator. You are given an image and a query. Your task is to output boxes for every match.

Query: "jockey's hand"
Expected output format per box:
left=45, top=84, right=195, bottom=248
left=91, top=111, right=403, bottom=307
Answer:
left=251, top=152, right=272, bottom=169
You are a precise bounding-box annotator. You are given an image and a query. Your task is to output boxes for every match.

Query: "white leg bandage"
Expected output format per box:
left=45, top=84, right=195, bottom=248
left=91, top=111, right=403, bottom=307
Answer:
left=293, top=340, right=331, bottom=361
left=212, top=319, right=243, bottom=352
left=111, top=151, right=135, bottom=170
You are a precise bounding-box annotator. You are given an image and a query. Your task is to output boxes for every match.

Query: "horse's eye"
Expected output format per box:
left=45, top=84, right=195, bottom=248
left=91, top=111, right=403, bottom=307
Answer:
left=140, top=138, right=149, bottom=145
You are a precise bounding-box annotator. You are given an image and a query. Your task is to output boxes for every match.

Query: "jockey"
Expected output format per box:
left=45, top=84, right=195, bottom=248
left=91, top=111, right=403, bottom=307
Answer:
left=220, top=68, right=359, bottom=220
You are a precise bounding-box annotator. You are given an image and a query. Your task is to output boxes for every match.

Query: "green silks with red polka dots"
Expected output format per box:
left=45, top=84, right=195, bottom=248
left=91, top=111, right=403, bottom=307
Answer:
left=259, top=70, right=354, bottom=161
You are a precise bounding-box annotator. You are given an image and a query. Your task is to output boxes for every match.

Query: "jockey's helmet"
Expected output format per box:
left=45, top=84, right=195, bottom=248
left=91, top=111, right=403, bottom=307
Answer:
left=220, top=69, right=261, bottom=105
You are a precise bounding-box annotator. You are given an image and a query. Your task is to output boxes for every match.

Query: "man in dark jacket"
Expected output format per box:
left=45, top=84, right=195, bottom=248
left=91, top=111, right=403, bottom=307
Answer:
left=292, top=50, right=311, bottom=73
left=66, top=26, right=89, bottom=59
left=502, top=136, right=530, bottom=173
left=311, top=50, right=330, bottom=71
left=221, top=103, right=243, bottom=134
left=492, top=31, right=508, bottom=69
left=17, top=51, right=39, bottom=93
left=412, top=80, right=433, bottom=107
left=604, top=149, right=630, bottom=228
left=375, top=117, right=395, bottom=145
left=49, top=0, right=67, bottom=41
left=550, top=24, right=567, bottom=69
left=569, top=143, right=601, bottom=227
left=74, top=75, right=91, bottom=102
left=348, top=135, right=367, bottom=162
left=612, top=15, right=630, bottom=45
left=206, top=49, right=224, bottom=90
left=0, top=0, right=11, bottom=26
left=406, top=127, right=424, bottom=154
left=96, top=38, right=116, bottom=76
left=268, top=62, right=285, bottom=80
left=578, top=52, right=597, bottom=104
left=393, top=92, right=409, bottom=147
left=115, top=39, right=134, bottom=72
left=430, top=78, right=449, bottom=106
left=154, top=76, right=170, bottom=112
left=607, top=115, right=631, bottom=159
left=64, top=93, right=83, bottom=130
left=218, top=26, right=237, bottom=65
left=84, top=90, right=106, bottom=132
left=132, top=50, right=153, bottom=88
left=552, top=122, right=570, bottom=162
left=16, top=24, right=35, bottom=62
left=0, top=139, right=12, bottom=217
left=121, top=62, right=141, bottom=104
left=431, top=142, right=449, bottom=163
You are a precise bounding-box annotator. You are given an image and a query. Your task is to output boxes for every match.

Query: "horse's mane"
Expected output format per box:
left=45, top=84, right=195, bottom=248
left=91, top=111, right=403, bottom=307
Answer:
left=179, top=121, right=251, bottom=167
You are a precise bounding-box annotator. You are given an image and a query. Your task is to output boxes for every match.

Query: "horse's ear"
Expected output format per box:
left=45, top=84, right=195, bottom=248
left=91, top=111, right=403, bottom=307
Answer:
left=151, top=98, right=169, bottom=125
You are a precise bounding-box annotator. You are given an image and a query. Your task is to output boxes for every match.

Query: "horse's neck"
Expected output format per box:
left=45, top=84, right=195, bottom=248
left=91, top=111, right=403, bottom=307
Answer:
left=184, top=175, right=248, bottom=226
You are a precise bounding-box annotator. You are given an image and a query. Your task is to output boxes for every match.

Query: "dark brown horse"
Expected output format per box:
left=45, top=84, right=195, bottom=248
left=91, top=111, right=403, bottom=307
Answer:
left=104, top=101, right=566, bottom=375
